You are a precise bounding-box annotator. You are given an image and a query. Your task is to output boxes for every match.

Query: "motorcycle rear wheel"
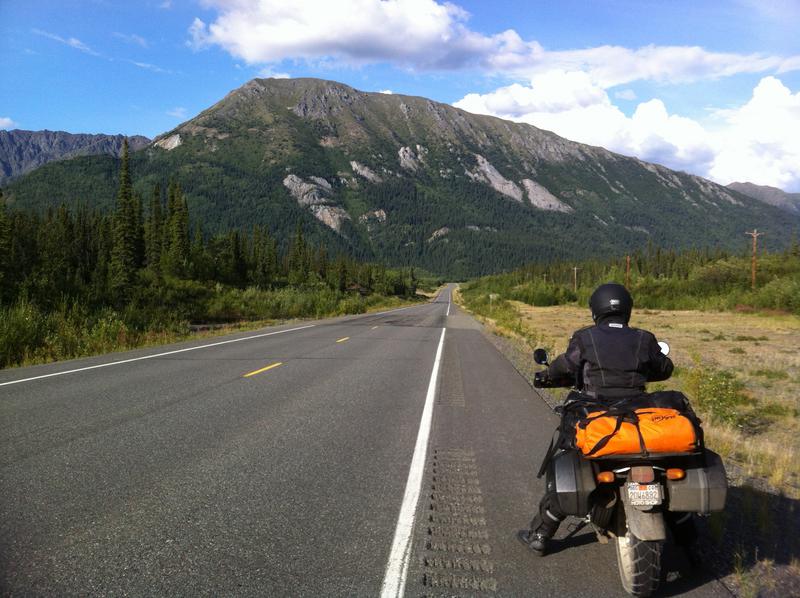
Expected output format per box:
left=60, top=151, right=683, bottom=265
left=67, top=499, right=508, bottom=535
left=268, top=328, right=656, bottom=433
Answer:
left=615, top=531, right=662, bottom=596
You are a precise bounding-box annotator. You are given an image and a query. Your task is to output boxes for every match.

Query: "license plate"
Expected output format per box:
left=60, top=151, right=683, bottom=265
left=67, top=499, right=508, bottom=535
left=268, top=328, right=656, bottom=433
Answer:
left=627, top=482, right=662, bottom=506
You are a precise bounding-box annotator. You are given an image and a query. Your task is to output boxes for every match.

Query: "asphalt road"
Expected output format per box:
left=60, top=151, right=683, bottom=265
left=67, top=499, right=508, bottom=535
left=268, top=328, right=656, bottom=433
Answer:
left=0, top=286, right=728, bottom=597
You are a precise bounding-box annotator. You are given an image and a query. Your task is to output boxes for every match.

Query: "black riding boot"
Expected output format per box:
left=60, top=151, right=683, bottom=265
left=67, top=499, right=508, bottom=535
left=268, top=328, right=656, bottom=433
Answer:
left=518, top=491, right=565, bottom=556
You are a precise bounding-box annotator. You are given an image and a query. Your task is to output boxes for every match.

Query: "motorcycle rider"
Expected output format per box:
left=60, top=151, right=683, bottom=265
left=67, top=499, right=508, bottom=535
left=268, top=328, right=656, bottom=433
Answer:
left=518, top=282, right=677, bottom=555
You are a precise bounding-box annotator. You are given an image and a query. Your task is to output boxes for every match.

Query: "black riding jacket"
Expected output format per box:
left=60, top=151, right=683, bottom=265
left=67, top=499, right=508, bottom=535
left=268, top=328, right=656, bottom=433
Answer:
left=547, top=315, right=673, bottom=398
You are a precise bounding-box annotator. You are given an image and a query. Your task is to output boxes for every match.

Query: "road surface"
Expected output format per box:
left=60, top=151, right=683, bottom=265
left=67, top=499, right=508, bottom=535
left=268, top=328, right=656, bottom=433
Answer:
left=0, top=285, right=727, bottom=596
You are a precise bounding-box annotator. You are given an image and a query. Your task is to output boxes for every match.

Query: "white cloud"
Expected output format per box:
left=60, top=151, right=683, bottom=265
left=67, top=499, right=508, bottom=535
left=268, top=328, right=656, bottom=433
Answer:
left=454, top=73, right=800, bottom=191
left=709, top=77, right=800, bottom=191
left=523, top=45, right=786, bottom=88
left=32, top=29, right=101, bottom=57
left=129, top=60, right=171, bottom=74
left=159, top=0, right=172, bottom=8
left=167, top=107, right=187, bottom=118
left=257, top=66, right=290, bottom=79
left=379, top=89, right=394, bottom=94
left=187, top=1, right=490, bottom=70
left=113, top=32, right=149, bottom=48
left=187, top=1, right=800, bottom=86
left=0, top=117, right=18, bottom=129
left=615, top=89, right=637, bottom=101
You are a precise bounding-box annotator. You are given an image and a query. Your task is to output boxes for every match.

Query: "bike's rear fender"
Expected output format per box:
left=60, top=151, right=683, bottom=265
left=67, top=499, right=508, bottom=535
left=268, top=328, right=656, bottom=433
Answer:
left=619, top=489, right=667, bottom=541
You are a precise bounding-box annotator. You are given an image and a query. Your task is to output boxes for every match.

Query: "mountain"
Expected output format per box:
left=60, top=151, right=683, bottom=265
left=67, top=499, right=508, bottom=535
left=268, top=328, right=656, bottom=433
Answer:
left=3, top=78, right=798, bottom=277
left=726, top=182, right=800, bottom=215
left=0, top=129, right=150, bottom=185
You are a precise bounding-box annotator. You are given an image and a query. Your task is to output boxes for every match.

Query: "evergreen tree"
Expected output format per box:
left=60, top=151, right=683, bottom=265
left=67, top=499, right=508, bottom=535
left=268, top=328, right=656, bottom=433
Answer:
left=219, top=230, right=246, bottom=286
left=336, top=257, right=347, bottom=292
left=251, top=226, right=276, bottom=289
left=190, top=224, right=210, bottom=280
left=163, top=182, right=190, bottom=277
left=91, top=214, right=113, bottom=304
left=109, top=139, right=138, bottom=303
left=145, top=183, right=163, bottom=273
left=288, top=222, right=309, bottom=285
left=133, top=192, right=145, bottom=269
left=315, top=244, right=328, bottom=282
left=0, top=192, right=10, bottom=303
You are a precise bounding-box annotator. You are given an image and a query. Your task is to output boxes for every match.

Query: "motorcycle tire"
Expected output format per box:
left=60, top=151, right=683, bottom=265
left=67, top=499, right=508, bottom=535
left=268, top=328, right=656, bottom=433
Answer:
left=615, top=531, right=662, bottom=597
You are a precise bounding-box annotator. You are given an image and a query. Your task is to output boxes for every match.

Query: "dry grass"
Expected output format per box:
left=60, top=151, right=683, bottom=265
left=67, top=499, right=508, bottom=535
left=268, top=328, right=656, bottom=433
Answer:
left=504, top=302, right=800, bottom=497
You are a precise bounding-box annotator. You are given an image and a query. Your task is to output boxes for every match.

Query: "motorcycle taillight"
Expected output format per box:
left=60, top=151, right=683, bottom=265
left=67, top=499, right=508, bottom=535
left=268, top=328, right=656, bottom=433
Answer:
left=630, top=466, right=655, bottom=483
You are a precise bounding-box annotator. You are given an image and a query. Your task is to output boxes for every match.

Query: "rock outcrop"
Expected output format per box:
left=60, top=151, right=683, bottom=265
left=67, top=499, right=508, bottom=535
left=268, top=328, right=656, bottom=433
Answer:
left=350, top=161, right=383, bottom=183
left=521, top=179, right=574, bottom=213
left=283, top=174, right=350, bottom=232
left=154, top=134, right=182, bottom=151
left=466, top=154, right=523, bottom=202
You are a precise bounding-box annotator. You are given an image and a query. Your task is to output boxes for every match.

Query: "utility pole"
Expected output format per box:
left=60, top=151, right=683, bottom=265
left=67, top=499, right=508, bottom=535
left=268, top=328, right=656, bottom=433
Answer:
left=625, top=255, right=631, bottom=288
left=745, top=229, right=763, bottom=289
left=573, top=266, right=579, bottom=292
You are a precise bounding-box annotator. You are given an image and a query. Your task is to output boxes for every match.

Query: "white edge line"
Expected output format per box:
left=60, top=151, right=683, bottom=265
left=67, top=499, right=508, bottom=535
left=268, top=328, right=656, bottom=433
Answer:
left=0, top=324, right=316, bottom=387
left=380, top=327, right=446, bottom=598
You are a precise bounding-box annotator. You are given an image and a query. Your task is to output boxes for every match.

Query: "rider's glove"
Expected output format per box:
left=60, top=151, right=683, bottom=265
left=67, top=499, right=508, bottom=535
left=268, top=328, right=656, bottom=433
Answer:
left=533, top=371, right=550, bottom=387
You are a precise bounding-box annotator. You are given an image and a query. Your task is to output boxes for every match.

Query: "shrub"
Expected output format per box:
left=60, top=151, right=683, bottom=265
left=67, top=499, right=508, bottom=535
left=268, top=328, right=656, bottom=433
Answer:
left=684, top=364, right=750, bottom=425
left=0, top=300, right=49, bottom=368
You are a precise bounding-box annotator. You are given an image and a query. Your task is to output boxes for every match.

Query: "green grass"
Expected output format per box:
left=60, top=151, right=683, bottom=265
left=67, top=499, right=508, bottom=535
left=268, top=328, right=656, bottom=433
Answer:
left=749, top=368, right=789, bottom=380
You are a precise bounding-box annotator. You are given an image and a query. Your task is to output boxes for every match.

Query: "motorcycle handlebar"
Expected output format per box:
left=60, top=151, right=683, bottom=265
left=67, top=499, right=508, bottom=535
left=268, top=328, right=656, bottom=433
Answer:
left=533, top=370, right=575, bottom=389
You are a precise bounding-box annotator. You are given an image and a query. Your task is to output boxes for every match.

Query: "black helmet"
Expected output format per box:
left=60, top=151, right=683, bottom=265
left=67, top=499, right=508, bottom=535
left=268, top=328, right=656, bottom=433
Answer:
left=589, top=283, right=633, bottom=323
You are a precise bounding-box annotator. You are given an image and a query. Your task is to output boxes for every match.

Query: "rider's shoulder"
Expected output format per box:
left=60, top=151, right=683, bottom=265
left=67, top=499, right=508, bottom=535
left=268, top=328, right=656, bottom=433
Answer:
left=571, top=325, right=595, bottom=338
left=628, top=326, right=658, bottom=339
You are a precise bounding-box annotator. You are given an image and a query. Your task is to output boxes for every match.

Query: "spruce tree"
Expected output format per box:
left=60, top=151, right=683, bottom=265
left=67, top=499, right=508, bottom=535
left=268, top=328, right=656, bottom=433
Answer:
left=133, top=192, right=145, bottom=269
left=251, top=226, right=275, bottom=289
left=0, top=192, right=10, bottom=303
left=190, top=224, right=208, bottom=280
left=145, top=183, right=163, bottom=273
left=336, top=257, right=347, bottom=293
left=288, top=223, right=308, bottom=285
left=163, top=182, right=190, bottom=277
left=110, top=139, right=138, bottom=303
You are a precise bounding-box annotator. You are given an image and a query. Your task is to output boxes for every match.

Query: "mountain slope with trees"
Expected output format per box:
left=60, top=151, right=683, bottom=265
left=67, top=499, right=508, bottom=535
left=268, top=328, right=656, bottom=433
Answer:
left=0, top=129, right=150, bottom=185
left=0, top=141, right=423, bottom=369
left=4, top=78, right=798, bottom=278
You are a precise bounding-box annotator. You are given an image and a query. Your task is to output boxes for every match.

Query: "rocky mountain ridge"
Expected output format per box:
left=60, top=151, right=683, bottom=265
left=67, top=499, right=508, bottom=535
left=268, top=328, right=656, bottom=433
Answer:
left=0, top=129, right=150, bottom=185
left=727, top=182, right=800, bottom=215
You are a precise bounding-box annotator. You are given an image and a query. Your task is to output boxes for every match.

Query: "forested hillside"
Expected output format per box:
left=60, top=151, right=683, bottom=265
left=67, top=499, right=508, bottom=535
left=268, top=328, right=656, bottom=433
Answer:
left=0, top=142, right=424, bottom=369
left=4, top=78, right=798, bottom=278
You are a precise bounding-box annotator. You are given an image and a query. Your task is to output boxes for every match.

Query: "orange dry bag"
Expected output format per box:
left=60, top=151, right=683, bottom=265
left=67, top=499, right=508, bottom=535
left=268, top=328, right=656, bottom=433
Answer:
left=575, top=408, right=699, bottom=457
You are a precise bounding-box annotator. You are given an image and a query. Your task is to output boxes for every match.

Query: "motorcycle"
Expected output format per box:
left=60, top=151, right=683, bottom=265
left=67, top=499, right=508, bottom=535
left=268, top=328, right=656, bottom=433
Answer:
left=531, top=345, right=727, bottom=597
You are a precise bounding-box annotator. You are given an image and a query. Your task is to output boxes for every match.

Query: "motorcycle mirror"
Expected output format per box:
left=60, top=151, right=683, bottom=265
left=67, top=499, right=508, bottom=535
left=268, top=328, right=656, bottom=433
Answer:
left=533, top=348, right=549, bottom=365
left=658, top=341, right=670, bottom=356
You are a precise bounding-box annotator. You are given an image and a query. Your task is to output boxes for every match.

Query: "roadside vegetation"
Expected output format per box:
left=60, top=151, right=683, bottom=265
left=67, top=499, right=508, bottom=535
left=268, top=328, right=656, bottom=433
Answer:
left=0, top=142, right=439, bottom=370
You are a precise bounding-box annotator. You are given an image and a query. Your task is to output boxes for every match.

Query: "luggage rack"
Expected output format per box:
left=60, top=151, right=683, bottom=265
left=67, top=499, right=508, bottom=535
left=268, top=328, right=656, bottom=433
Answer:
left=587, top=450, right=704, bottom=461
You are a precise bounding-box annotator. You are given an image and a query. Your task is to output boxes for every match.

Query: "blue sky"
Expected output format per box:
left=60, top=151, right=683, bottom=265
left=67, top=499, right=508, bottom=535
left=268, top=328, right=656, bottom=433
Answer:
left=2, top=0, right=799, bottom=190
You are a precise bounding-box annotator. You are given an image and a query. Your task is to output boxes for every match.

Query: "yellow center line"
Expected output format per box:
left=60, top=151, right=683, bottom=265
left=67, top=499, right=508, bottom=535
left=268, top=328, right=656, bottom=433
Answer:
left=243, top=362, right=283, bottom=378
left=336, top=337, right=350, bottom=343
